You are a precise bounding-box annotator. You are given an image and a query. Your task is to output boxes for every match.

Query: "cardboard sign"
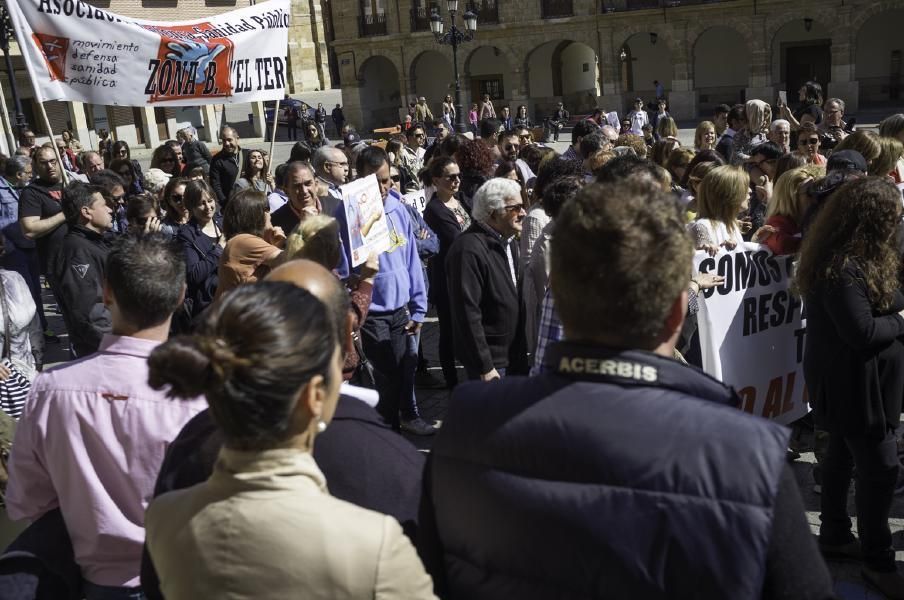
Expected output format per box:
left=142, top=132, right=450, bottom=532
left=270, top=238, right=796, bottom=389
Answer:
left=340, top=174, right=391, bottom=267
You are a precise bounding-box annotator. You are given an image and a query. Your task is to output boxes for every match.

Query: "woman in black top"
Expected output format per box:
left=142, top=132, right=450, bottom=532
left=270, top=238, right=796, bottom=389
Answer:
left=780, top=80, right=823, bottom=133
left=797, top=177, right=904, bottom=596
left=110, top=140, right=145, bottom=192
left=423, top=157, right=471, bottom=388
left=177, top=180, right=224, bottom=323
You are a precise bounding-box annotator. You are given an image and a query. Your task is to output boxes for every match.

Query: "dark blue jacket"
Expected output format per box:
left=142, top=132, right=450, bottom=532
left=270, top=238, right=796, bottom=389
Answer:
left=176, top=218, right=223, bottom=318
left=421, top=341, right=790, bottom=600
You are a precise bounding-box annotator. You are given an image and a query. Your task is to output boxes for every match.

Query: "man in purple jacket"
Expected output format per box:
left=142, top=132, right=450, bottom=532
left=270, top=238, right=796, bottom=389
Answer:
left=334, top=146, right=432, bottom=435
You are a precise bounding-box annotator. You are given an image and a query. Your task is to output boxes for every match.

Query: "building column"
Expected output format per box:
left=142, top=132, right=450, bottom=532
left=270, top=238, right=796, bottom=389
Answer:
left=668, top=38, right=697, bottom=120
left=139, top=106, right=161, bottom=149
left=200, top=105, right=221, bottom=143
left=745, top=16, right=773, bottom=106
left=828, top=34, right=859, bottom=113
left=66, top=101, right=92, bottom=149
left=598, top=29, right=623, bottom=114
left=251, top=101, right=267, bottom=138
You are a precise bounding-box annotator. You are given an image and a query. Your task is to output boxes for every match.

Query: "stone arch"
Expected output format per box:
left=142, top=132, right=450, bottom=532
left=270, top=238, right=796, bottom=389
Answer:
left=617, top=31, right=674, bottom=103
left=768, top=17, right=834, bottom=91
left=854, top=7, right=904, bottom=106
left=692, top=26, right=751, bottom=109
left=463, top=45, right=514, bottom=110
left=525, top=39, right=600, bottom=114
left=408, top=50, right=454, bottom=112
left=357, top=54, right=402, bottom=130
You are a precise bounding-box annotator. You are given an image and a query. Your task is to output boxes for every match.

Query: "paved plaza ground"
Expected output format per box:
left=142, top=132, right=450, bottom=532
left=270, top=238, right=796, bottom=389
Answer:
left=4, top=97, right=901, bottom=597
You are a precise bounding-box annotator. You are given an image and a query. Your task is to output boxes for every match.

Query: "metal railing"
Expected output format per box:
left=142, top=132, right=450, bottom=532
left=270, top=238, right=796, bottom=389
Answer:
left=542, top=0, right=573, bottom=17
left=410, top=5, right=435, bottom=31
left=359, top=11, right=388, bottom=37
left=467, top=0, right=499, bottom=23
left=601, top=0, right=727, bottom=12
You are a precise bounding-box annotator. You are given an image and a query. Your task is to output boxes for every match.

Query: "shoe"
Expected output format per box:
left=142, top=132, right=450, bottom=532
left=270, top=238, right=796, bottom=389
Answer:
left=43, top=329, right=60, bottom=343
left=819, top=538, right=861, bottom=562
left=400, top=417, right=437, bottom=436
left=862, top=568, right=904, bottom=600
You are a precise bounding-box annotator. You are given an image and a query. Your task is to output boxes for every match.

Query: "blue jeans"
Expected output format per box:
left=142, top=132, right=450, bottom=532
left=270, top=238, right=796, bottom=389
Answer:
left=83, top=580, right=145, bottom=600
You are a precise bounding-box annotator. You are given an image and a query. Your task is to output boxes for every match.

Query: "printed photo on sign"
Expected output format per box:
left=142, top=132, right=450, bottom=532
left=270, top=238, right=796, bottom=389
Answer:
left=693, top=243, right=809, bottom=425
left=143, top=23, right=234, bottom=103
left=341, top=174, right=391, bottom=267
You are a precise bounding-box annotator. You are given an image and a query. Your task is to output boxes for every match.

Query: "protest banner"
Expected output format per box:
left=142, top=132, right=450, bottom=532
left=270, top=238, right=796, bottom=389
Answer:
left=7, top=0, right=289, bottom=107
left=341, top=174, right=391, bottom=267
left=694, top=243, right=809, bottom=425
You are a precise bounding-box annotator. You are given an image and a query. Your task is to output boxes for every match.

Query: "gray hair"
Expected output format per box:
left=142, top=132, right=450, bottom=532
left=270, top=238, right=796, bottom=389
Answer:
left=472, top=177, right=523, bottom=223
left=312, top=146, right=342, bottom=174
left=3, top=155, right=30, bottom=179
left=77, top=151, right=101, bottom=171
left=824, top=98, right=845, bottom=112
left=770, top=119, right=790, bottom=133
left=143, top=168, right=171, bottom=195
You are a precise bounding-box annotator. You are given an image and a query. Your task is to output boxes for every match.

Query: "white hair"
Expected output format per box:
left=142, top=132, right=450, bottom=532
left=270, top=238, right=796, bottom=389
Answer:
left=143, top=168, right=171, bottom=195
left=770, top=119, right=790, bottom=132
left=473, top=177, right=523, bottom=223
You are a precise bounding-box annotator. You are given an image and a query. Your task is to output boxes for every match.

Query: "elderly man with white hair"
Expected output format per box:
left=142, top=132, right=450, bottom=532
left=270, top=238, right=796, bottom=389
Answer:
left=445, top=177, right=528, bottom=381
left=769, top=119, right=791, bottom=153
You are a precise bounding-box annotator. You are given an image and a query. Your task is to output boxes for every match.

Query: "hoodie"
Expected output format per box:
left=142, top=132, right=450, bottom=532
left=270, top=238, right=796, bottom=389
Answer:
left=335, top=189, right=427, bottom=321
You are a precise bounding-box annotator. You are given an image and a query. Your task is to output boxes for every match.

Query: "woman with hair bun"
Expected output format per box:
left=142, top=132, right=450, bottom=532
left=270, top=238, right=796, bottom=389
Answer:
left=144, top=282, right=436, bottom=599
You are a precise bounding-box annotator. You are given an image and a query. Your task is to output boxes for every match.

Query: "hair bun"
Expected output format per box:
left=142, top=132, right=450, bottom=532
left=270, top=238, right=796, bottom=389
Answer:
left=148, top=336, right=214, bottom=398
left=198, top=336, right=251, bottom=384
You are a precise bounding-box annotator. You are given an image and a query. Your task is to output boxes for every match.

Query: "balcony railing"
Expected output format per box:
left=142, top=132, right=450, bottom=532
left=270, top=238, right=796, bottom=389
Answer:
left=467, top=0, right=498, bottom=24
left=601, top=0, right=726, bottom=11
left=359, top=11, right=388, bottom=36
left=410, top=4, right=436, bottom=32
left=542, top=0, right=573, bottom=18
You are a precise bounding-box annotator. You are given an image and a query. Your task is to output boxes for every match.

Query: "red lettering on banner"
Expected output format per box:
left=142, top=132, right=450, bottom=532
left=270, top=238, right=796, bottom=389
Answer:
left=738, top=386, right=756, bottom=414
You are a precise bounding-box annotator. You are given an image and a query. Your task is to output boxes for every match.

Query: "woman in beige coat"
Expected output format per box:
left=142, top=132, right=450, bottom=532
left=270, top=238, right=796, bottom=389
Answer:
left=144, top=281, right=437, bottom=600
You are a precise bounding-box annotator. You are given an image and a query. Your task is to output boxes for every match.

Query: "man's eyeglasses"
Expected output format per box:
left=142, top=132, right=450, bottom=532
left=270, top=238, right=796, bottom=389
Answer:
left=327, top=161, right=348, bottom=168
left=38, top=159, right=58, bottom=167
left=502, top=203, right=525, bottom=213
left=390, top=174, right=401, bottom=182
left=414, top=133, right=426, bottom=138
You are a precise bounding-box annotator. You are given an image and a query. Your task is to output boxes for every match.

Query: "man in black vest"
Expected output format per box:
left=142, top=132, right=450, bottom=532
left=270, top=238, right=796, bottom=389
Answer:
left=208, top=127, right=243, bottom=206
left=420, top=180, right=834, bottom=599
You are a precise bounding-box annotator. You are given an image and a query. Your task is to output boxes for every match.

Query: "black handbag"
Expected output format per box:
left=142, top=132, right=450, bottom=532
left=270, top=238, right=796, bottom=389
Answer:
left=349, top=330, right=377, bottom=389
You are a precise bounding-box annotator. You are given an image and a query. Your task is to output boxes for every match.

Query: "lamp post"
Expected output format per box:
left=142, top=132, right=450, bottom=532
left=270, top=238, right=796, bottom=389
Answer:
left=0, top=5, right=28, bottom=137
left=430, top=1, right=477, bottom=134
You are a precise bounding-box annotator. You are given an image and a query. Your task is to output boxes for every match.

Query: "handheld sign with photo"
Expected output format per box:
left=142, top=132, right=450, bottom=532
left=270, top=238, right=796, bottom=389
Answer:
left=341, top=174, right=391, bottom=267
left=694, top=243, right=809, bottom=425
left=778, top=91, right=788, bottom=107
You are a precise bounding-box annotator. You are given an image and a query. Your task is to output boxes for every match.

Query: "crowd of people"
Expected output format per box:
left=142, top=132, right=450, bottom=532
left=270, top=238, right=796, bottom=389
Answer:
left=0, top=79, right=903, bottom=598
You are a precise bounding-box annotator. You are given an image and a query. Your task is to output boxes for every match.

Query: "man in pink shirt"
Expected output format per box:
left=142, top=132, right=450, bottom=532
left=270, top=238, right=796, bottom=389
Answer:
left=7, top=233, right=206, bottom=599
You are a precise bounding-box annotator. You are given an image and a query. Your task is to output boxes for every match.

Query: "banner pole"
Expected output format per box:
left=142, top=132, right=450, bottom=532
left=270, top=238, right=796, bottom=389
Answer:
left=37, top=101, right=68, bottom=185
left=0, top=81, right=16, bottom=153
left=267, top=99, right=279, bottom=176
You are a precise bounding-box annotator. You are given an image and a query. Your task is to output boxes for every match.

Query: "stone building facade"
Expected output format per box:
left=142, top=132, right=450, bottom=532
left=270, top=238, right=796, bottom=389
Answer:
left=329, top=0, right=904, bottom=131
left=0, top=0, right=331, bottom=153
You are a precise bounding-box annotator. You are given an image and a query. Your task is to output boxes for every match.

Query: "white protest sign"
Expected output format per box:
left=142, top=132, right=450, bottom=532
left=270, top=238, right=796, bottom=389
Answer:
left=7, top=0, right=289, bottom=106
left=402, top=189, right=428, bottom=215
left=694, top=243, right=809, bottom=425
left=606, top=112, right=619, bottom=129
left=341, top=174, right=391, bottom=267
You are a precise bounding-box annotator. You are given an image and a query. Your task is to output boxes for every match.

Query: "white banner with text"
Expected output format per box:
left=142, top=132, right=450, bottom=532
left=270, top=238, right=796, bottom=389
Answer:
left=694, top=243, right=809, bottom=425
left=8, top=0, right=289, bottom=106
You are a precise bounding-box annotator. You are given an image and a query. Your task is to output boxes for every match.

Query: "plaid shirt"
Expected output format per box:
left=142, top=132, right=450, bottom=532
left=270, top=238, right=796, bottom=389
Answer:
left=531, top=287, right=564, bottom=376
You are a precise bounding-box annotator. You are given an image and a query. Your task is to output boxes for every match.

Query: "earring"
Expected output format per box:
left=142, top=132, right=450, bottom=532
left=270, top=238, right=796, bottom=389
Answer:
left=316, top=419, right=327, bottom=434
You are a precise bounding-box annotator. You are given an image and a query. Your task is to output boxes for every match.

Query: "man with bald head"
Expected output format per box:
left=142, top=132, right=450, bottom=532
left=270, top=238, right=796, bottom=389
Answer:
left=312, top=146, right=349, bottom=217
left=139, top=259, right=427, bottom=598
left=208, top=127, right=244, bottom=206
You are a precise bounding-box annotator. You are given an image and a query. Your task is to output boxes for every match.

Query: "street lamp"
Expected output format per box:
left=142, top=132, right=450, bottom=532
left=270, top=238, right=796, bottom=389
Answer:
left=430, top=1, right=477, bottom=133
left=0, top=5, right=29, bottom=137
